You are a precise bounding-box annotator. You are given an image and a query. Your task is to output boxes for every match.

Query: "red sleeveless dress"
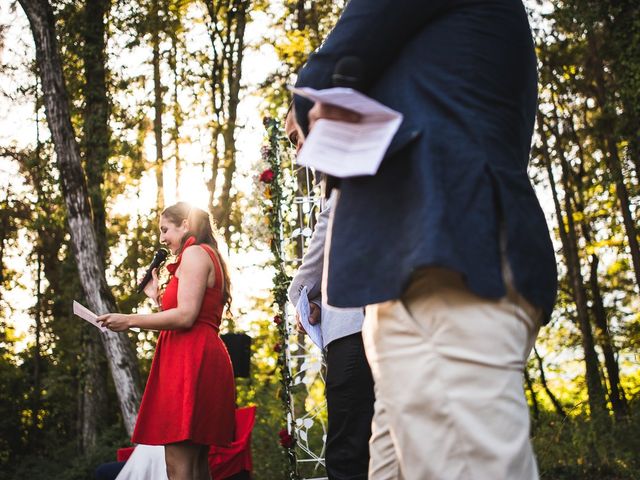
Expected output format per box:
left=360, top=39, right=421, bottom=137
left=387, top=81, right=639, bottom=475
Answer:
left=131, top=237, right=236, bottom=446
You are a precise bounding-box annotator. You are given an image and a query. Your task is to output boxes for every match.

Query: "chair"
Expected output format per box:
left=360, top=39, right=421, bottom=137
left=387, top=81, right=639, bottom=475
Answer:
left=209, top=406, right=257, bottom=479
left=116, top=406, right=257, bottom=480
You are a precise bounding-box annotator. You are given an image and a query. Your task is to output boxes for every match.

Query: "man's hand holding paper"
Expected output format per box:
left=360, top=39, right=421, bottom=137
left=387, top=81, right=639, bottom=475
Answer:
left=307, top=102, right=362, bottom=131
left=295, top=286, right=324, bottom=350
left=290, top=86, right=403, bottom=178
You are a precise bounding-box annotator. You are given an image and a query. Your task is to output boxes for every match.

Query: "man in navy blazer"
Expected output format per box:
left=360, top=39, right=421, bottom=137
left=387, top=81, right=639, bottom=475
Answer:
left=293, top=0, right=557, bottom=478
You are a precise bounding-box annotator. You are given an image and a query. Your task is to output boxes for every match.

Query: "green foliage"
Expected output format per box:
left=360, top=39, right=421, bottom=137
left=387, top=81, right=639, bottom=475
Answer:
left=235, top=313, right=288, bottom=479
left=258, top=117, right=298, bottom=478
left=2, top=0, right=640, bottom=478
left=532, top=405, right=640, bottom=479
left=0, top=345, right=29, bottom=472
left=534, top=0, right=640, bottom=421
left=3, top=423, right=128, bottom=480
left=260, top=0, right=345, bottom=118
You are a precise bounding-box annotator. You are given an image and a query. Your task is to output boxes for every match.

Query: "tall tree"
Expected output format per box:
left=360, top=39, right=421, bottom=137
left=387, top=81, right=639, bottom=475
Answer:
left=259, top=0, right=346, bottom=258
left=18, top=0, right=142, bottom=436
left=564, top=110, right=629, bottom=419
left=204, top=0, right=250, bottom=233
left=533, top=346, right=567, bottom=419
left=535, top=1, right=638, bottom=419
left=536, top=110, right=607, bottom=416
left=586, top=31, right=640, bottom=289
left=167, top=6, right=184, bottom=194
left=82, top=0, right=110, bottom=264
left=151, top=0, right=165, bottom=211
left=79, top=0, right=111, bottom=451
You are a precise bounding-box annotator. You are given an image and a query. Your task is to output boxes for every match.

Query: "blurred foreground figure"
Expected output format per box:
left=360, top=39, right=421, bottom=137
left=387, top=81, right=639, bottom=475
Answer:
left=292, top=0, right=557, bottom=478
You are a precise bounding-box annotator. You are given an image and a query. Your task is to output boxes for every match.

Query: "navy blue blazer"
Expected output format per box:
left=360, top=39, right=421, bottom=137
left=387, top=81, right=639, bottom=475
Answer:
left=294, top=0, right=557, bottom=319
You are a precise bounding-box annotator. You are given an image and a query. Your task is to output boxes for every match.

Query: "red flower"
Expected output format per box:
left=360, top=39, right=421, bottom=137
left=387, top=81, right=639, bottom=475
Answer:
left=259, top=168, right=274, bottom=183
left=278, top=428, right=295, bottom=448
left=273, top=315, right=283, bottom=325
left=274, top=343, right=282, bottom=353
left=261, top=145, right=272, bottom=158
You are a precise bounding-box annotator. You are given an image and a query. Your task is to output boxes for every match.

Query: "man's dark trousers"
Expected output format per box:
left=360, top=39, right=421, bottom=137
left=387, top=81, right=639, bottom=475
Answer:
left=325, top=332, right=375, bottom=480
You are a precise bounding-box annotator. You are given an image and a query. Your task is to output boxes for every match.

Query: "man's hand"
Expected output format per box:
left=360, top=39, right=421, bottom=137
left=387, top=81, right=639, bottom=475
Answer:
left=308, top=103, right=361, bottom=132
left=295, top=302, right=321, bottom=334
left=308, top=302, right=321, bottom=325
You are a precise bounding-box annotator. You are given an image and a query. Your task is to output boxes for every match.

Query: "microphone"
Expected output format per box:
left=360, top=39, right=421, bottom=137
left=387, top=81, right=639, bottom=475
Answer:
left=324, top=57, right=365, bottom=196
left=137, top=248, right=169, bottom=294
left=332, top=56, right=365, bottom=90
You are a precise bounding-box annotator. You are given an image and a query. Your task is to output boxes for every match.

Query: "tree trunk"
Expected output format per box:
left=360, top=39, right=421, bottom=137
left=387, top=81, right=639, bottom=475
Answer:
left=588, top=32, right=640, bottom=289
left=152, top=0, right=164, bottom=211
left=295, top=0, right=305, bottom=29
left=533, top=346, right=567, bottom=419
left=29, top=85, right=44, bottom=448
left=601, top=136, right=640, bottom=287
left=565, top=109, right=629, bottom=419
left=566, top=112, right=629, bottom=419
left=18, top=0, right=142, bottom=436
left=206, top=0, right=249, bottom=231
left=169, top=31, right=182, bottom=195
left=588, top=255, right=628, bottom=418
left=205, top=0, right=223, bottom=220
left=80, top=0, right=110, bottom=449
left=30, top=249, right=43, bottom=447
left=80, top=327, right=109, bottom=452
left=537, top=112, right=607, bottom=416
left=0, top=199, right=6, bottom=298
left=605, top=0, right=640, bottom=180
left=524, top=366, right=539, bottom=421
left=207, top=139, right=221, bottom=219
left=621, top=99, right=640, bottom=179
left=82, top=0, right=109, bottom=265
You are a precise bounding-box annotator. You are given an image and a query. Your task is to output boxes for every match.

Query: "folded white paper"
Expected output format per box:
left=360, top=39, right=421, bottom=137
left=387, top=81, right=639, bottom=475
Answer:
left=296, top=286, right=323, bottom=350
left=290, top=86, right=403, bottom=178
left=73, top=301, right=108, bottom=333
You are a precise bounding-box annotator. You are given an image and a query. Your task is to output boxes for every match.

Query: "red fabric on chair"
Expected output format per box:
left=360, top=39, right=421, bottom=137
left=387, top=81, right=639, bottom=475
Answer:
left=114, top=406, right=256, bottom=478
left=117, top=446, right=135, bottom=462
left=209, top=406, right=257, bottom=479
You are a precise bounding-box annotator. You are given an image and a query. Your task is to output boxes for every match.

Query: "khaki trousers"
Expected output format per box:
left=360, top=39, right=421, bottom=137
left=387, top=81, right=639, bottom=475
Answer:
left=362, top=268, right=541, bottom=480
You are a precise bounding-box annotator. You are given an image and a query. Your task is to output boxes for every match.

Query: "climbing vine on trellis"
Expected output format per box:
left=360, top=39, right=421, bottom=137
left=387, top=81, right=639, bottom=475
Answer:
left=257, top=116, right=328, bottom=480
left=257, top=116, right=299, bottom=479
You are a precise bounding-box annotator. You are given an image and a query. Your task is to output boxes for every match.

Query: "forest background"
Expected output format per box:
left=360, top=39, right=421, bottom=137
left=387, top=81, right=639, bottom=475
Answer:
left=0, top=0, right=639, bottom=479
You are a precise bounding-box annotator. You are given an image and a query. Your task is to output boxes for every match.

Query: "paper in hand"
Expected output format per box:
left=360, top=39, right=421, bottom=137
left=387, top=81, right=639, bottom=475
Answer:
left=289, top=86, right=403, bottom=178
left=73, top=301, right=108, bottom=333
left=296, top=286, right=323, bottom=350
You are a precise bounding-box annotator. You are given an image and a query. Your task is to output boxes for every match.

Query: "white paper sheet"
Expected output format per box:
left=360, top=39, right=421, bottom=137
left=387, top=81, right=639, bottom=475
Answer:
left=73, top=301, right=108, bottom=333
left=296, top=286, right=323, bottom=350
left=290, top=86, right=403, bottom=178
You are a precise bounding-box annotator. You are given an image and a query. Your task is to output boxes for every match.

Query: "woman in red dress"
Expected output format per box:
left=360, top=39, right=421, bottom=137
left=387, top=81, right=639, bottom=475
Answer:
left=98, top=202, right=236, bottom=480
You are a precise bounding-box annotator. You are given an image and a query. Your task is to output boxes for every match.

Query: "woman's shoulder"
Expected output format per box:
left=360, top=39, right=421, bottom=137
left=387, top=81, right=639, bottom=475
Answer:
left=180, top=244, right=212, bottom=266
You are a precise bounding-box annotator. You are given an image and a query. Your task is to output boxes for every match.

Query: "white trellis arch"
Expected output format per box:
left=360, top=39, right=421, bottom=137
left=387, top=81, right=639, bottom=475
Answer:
left=260, top=118, right=330, bottom=480
left=283, top=163, right=329, bottom=480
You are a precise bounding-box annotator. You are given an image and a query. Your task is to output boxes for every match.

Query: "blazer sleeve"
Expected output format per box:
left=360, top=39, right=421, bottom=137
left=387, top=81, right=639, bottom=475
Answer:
left=287, top=201, right=331, bottom=307
left=294, top=0, right=448, bottom=133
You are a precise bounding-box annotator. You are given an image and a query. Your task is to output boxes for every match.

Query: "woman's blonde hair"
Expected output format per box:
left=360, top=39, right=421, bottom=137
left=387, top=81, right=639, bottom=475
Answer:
left=161, top=202, right=232, bottom=311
